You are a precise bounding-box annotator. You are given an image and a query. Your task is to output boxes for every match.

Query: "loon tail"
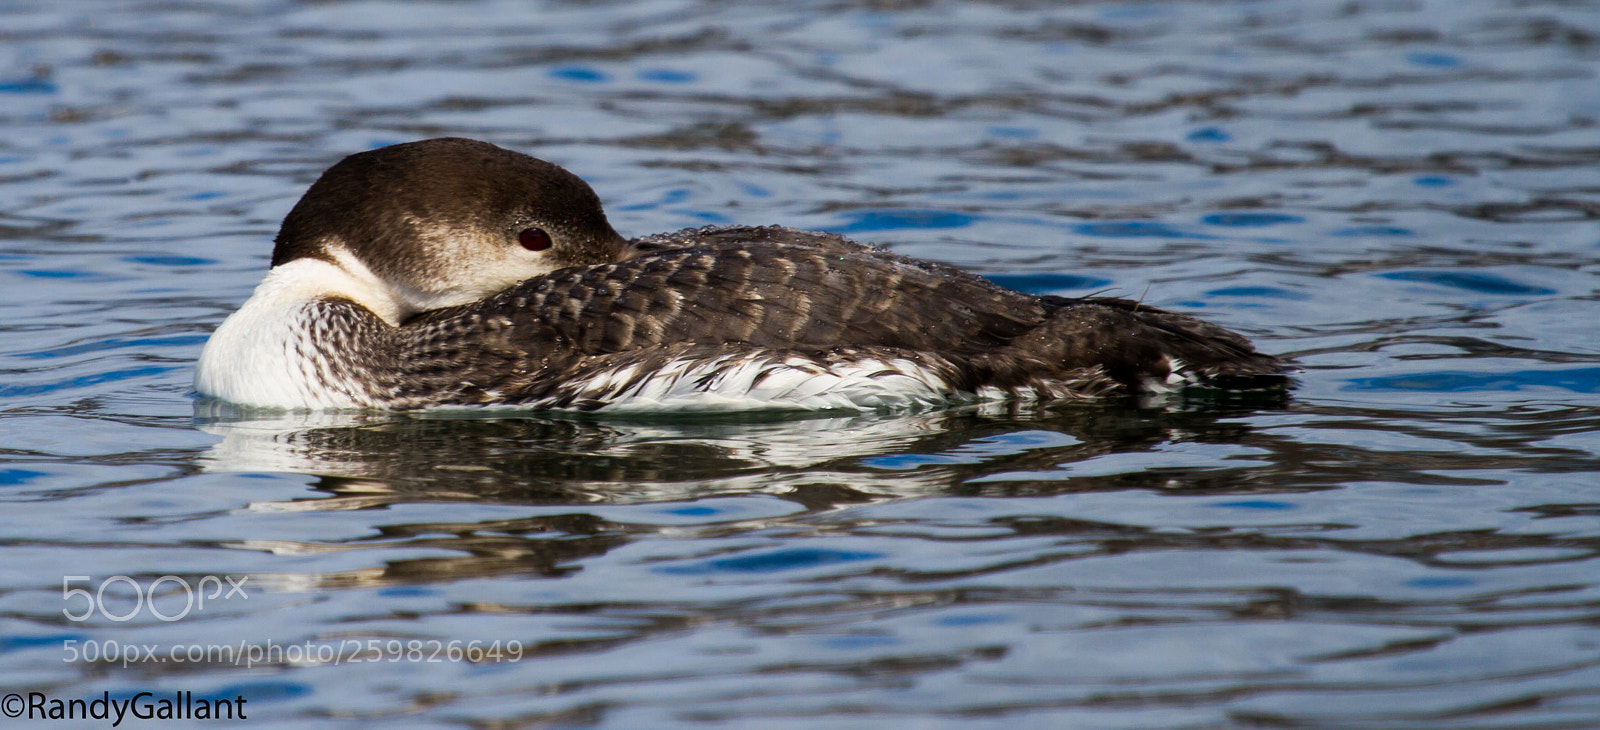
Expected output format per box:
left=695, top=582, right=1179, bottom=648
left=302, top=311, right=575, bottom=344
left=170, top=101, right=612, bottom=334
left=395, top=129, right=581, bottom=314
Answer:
left=984, top=295, right=1290, bottom=395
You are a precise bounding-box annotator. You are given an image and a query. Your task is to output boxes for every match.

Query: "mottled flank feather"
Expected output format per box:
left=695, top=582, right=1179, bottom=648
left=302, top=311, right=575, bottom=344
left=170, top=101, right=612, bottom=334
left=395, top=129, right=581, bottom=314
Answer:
left=274, top=226, right=1287, bottom=410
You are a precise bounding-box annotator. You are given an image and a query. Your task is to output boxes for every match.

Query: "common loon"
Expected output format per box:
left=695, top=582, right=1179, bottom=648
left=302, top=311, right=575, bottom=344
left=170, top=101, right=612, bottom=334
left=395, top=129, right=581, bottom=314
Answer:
left=194, top=137, right=1287, bottom=411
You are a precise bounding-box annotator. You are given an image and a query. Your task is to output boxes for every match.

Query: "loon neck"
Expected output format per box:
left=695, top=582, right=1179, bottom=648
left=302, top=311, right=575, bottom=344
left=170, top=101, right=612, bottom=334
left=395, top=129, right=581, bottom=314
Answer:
left=195, top=256, right=401, bottom=410
left=263, top=252, right=405, bottom=326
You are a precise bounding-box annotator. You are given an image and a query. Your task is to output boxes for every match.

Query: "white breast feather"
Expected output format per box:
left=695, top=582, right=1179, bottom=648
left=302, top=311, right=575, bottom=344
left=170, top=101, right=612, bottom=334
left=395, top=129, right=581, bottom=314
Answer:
left=195, top=258, right=388, bottom=409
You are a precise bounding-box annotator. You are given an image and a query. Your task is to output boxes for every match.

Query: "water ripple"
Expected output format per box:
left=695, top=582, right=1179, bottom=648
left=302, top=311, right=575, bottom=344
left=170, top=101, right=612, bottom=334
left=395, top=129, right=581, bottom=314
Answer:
left=1, top=0, right=1599, bottom=727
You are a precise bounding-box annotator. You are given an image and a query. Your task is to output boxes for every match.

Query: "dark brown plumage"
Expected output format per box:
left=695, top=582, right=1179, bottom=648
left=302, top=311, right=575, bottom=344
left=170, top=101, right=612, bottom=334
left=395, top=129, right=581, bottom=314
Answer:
left=363, top=226, right=1287, bottom=409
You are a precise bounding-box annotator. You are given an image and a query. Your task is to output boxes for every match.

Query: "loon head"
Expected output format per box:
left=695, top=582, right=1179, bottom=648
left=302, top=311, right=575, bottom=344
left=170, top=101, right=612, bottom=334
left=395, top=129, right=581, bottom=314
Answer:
left=269, top=137, right=628, bottom=321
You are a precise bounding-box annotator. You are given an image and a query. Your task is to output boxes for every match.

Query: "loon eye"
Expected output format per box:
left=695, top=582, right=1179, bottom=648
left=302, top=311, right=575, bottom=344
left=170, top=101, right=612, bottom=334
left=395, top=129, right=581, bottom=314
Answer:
left=518, top=228, right=552, bottom=252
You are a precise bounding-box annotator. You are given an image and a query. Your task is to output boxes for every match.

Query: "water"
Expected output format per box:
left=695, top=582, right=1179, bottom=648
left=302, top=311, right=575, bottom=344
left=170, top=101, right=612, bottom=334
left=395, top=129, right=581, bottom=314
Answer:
left=3, top=0, right=1599, bottom=727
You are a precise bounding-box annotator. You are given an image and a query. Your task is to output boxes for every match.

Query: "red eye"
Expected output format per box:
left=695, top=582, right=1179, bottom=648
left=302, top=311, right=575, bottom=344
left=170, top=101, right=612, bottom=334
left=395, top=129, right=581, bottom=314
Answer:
left=518, top=228, right=552, bottom=252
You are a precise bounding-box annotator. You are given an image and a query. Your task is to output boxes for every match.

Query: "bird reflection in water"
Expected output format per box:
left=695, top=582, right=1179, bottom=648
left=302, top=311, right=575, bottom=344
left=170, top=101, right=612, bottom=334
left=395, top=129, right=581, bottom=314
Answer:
left=192, top=395, right=1287, bottom=592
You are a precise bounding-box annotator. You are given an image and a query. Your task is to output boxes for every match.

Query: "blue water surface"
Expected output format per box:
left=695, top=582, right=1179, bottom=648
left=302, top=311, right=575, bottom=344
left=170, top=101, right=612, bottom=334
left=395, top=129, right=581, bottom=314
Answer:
left=1, top=1, right=1598, bottom=728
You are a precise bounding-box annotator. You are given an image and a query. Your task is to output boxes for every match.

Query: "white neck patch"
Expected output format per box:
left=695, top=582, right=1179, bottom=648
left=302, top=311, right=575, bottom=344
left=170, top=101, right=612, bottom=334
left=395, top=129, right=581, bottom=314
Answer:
left=194, top=257, right=395, bottom=409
